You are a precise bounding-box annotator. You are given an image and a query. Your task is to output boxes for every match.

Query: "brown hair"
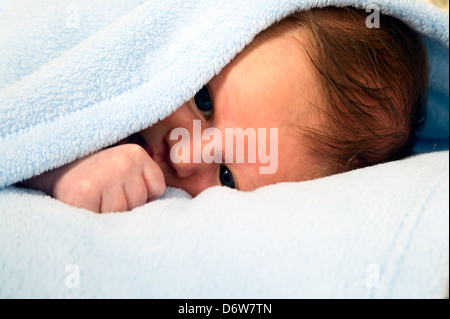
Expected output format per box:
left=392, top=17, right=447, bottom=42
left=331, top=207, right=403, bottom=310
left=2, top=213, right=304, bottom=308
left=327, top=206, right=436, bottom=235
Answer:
left=272, top=7, right=429, bottom=176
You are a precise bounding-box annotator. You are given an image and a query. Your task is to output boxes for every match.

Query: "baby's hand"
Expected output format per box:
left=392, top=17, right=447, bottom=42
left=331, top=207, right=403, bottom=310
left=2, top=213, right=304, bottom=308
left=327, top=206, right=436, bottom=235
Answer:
left=26, top=144, right=165, bottom=213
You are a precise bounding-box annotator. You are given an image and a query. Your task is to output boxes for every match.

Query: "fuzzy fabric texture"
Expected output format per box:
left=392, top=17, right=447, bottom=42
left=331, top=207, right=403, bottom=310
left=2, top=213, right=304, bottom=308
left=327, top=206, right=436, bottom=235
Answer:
left=0, top=151, right=448, bottom=298
left=0, top=0, right=448, bottom=298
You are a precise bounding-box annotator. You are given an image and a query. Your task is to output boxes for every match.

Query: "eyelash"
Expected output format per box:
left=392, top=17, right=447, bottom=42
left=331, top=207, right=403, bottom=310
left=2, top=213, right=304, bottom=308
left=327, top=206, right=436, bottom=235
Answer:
left=219, top=165, right=236, bottom=189
left=193, top=85, right=213, bottom=120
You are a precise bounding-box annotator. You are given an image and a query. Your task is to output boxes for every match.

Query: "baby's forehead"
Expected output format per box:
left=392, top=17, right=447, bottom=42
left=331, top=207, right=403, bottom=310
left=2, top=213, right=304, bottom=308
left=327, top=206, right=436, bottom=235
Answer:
left=210, top=17, right=326, bottom=143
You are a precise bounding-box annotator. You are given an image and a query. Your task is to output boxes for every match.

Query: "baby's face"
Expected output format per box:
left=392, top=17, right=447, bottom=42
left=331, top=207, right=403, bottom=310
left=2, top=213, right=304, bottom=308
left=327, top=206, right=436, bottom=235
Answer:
left=139, top=26, right=324, bottom=196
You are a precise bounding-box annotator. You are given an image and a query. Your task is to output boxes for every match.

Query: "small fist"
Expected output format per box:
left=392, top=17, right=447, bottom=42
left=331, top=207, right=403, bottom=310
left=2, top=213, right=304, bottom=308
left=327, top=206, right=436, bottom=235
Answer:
left=50, top=144, right=166, bottom=213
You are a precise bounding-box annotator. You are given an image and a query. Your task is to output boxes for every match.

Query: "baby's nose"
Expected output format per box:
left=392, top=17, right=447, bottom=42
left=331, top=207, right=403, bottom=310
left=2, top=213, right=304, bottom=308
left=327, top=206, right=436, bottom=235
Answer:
left=165, top=127, right=221, bottom=179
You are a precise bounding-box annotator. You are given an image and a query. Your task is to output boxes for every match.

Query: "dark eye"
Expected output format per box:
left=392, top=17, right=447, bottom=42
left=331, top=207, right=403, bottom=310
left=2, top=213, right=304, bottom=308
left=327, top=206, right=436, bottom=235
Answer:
left=194, top=85, right=213, bottom=119
left=219, top=165, right=235, bottom=189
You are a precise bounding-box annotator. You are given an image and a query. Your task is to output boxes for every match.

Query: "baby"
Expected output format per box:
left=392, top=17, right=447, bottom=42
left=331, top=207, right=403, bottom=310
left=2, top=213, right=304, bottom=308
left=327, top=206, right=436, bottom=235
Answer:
left=22, top=7, right=428, bottom=213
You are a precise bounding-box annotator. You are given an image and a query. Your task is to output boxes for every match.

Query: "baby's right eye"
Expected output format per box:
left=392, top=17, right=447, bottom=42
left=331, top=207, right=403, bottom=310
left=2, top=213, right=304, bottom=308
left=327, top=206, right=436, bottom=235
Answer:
left=194, top=85, right=213, bottom=120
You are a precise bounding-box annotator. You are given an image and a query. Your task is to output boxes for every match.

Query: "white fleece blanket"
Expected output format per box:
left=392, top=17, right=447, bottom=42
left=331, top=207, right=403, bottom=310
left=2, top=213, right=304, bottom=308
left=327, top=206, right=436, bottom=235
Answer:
left=0, top=0, right=449, bottom=298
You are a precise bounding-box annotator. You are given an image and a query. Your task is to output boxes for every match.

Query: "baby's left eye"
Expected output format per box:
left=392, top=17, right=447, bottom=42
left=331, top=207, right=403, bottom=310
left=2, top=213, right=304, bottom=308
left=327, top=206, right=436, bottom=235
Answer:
left=219, top=165, right=235, bottom=189
left=194, top=85, right=213, bottom=119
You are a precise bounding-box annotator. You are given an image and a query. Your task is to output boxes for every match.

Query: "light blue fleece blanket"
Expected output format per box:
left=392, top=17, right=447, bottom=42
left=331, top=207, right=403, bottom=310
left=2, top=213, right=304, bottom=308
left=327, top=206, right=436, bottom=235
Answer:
left=0, top=0, right=448, bottom=298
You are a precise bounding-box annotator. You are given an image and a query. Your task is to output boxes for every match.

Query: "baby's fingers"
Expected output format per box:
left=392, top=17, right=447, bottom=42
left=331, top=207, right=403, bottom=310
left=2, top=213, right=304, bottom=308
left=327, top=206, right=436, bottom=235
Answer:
left=123, top=174, right=148, bottom=211
left=142, top=157, right=166, bottom=201
left=100, top=185, right=128, bottom=213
